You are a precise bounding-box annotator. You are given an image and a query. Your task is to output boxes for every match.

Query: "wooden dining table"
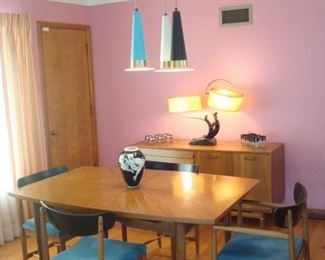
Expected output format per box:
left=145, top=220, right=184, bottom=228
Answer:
left=9, top=166, right=259, bottom=260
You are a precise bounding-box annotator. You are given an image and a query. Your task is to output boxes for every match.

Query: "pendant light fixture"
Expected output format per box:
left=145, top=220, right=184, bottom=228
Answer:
left=157, top=0, right=172, bottom=70
left=125, top=0, right=153, bottom=71
left=170, top=0, right=194, bottom=71
left=155, top=0, right=193, bottom=72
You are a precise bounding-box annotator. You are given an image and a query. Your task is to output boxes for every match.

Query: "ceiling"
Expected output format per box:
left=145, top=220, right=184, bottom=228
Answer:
left=48, top=0, right=128, bottom=6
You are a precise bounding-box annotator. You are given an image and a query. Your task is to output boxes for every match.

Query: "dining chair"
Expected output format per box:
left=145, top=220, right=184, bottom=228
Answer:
left=120, top=160, right=200, bottom=256
left=212, top=182, right=310, bottom=260
left=39, top=201, right=147, bottom=260
left=17, top=165, right=71, bottom=259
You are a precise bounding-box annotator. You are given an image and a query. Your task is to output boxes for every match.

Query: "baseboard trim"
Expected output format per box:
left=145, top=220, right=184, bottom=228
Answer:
left=308, top=208, right=325, bottom=219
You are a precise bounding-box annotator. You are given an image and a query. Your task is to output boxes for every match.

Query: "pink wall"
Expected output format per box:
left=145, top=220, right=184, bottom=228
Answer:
left=0, top=0, right=90, bottom=165
left=1, top=0, right=324, bottom=209
left=89, top=0, right=325, bottom=209
left=0, top=0, right=89, bottom=89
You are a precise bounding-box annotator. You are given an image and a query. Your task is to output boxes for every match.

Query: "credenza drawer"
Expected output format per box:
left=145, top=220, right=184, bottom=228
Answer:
left=140, top=148, right=194, bottom=164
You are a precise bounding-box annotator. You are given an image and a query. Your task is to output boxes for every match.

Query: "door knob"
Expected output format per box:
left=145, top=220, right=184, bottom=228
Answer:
left=50, top=130, right=58, bottom=136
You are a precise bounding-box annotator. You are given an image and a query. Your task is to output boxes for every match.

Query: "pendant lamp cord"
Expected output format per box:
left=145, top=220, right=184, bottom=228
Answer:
left=134, top=0, right=137, bottom=9
left=174, top=0, right=178, bottom=10
left=164, top=0, right=167, bottom=15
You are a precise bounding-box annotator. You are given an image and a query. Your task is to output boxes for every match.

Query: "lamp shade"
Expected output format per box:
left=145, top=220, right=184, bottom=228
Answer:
left=168, top=96, right=202, bottom=113
left=207, top=88, right=244, bottom=112
left=125, top=8, right=153, bottom=71
left=159, top=14, right=172, bottom=69
left=171, top=9, right=186, bottom=61
left=170, top=8, right=193, bottom=71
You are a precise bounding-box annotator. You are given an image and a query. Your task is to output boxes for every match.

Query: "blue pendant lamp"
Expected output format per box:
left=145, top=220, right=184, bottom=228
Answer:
left=170, top=0, right=194, bottom=71
left=125, top=2, right=153, bottom=71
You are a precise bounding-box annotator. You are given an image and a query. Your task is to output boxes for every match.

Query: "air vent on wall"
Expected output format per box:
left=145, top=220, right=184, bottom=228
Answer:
left=219, top=5, right=253, bottom=27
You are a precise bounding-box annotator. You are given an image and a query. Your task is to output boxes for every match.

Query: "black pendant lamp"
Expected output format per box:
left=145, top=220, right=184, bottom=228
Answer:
left=170, top=0, right=194, bottom=71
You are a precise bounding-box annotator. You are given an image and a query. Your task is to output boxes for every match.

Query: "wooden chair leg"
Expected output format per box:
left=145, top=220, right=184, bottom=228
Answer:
left=194, top=225, right=200, bottom=255
left=40, top=207, right=50, bottom=260
left=156, top=232, right=162, bottom=248
left=58, top=237, right=66, bottom=252
left=20, top=228, right=29, bottom=260
left=98, top=216, right=104, bottom=260
left=138, top=253, right=147, bottom=260
left=303, top=205, right=310, bottom=260
left=224, top=213, right=232, bottom=242
left=237, top=202, right=243, bottom=226
left=211, top=226, right=217, bottom=260
left=18, top=200, right=28, bottom=260
left=260, top=213, right=265, bottom=228
left=121, top=222, right=128, bottom=241
left=170, top=236, right=177, bottom=260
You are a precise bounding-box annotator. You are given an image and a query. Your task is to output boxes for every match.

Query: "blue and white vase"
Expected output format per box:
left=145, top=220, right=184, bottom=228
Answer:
left=118, top=146, right=146, bottom=188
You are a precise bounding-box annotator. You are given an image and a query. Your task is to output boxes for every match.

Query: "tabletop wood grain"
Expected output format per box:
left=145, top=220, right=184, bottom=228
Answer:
left=9, top=166, right=259, bottom=225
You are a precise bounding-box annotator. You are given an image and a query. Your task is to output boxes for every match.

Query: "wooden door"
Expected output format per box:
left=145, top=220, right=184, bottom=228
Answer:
left=38, top=22, right=97, bottom=169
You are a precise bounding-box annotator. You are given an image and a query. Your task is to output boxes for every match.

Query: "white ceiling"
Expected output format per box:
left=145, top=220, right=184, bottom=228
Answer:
left=48, top=0, right=128, bottom=6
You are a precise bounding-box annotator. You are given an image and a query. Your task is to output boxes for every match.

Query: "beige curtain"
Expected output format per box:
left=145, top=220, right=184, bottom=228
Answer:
left=0, top=13, right=46, bottom=245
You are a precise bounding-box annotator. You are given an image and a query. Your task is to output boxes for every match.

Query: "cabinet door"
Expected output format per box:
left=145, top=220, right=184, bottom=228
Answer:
left=194, top=151, right=233, bottom=175
left=233, top=153, right=271, bottom=201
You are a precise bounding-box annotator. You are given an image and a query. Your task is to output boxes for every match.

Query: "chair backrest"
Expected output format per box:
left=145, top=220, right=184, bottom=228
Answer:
left=17, top=165, right=68, bottom=188
left=274, top=182, right=307, bottom=228
left=145, top=160, right=199, bottom=173
left=294, top=182, right=307, bottom=204
left=40, top=201, right=116, bottom=236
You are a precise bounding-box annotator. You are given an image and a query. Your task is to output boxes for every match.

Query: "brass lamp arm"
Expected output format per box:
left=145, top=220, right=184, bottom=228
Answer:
left=178, top=111, right=220, bottom=146
left=177, top=113, right=208, bottom=122
left=205, top=78, right=235, bottom=94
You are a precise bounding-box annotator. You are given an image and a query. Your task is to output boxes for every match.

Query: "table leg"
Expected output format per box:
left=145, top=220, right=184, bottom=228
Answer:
left=224, top=212, right=231, bottom=242
left=171, top=236, right=177, bottom=260
left=211, top=225, right=216, bottom=260
left=32, top=202, right=44, bottom=260
left=174, top=223, right=186, bottom=260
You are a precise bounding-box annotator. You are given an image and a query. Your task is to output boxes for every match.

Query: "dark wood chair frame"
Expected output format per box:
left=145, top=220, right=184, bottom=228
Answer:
left=39, top=201, right=147, bottom=260
left=119, top=160, right=201, bottom=257
left=17, top=165, right=71, bottom=259
left=212, top=182, right=310, bottom=260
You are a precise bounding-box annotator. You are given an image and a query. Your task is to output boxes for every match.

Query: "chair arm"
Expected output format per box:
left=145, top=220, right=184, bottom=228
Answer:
left=117, top=217, right=176, bottom=236
left=213, top=225, right=288, bottom=239
left=241, top=199, right=289, bottom=210
left=211, top=224, right=289, bottom=259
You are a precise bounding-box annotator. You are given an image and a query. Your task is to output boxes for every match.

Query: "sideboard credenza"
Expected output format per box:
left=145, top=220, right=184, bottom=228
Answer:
left=132, top=139, right=285, bottom=224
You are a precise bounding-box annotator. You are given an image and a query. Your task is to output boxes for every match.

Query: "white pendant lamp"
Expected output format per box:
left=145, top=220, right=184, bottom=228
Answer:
left=155, top=0, right=172, bottom=71
left=156, top=0, right=193, bottom=72
left=159, top=13, right=172, bottom=69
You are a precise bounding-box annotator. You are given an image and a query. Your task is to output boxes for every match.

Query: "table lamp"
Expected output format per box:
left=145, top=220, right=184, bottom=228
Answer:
left=168, top=79, right=244, bottom=146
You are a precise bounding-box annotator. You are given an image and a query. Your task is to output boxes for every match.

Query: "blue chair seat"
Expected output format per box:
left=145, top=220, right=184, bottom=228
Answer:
left=218, top=233, right=303, bottom=260
left=53, top=236, right=146, bottom=260
left=23, top=218, right=62, bottom=237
